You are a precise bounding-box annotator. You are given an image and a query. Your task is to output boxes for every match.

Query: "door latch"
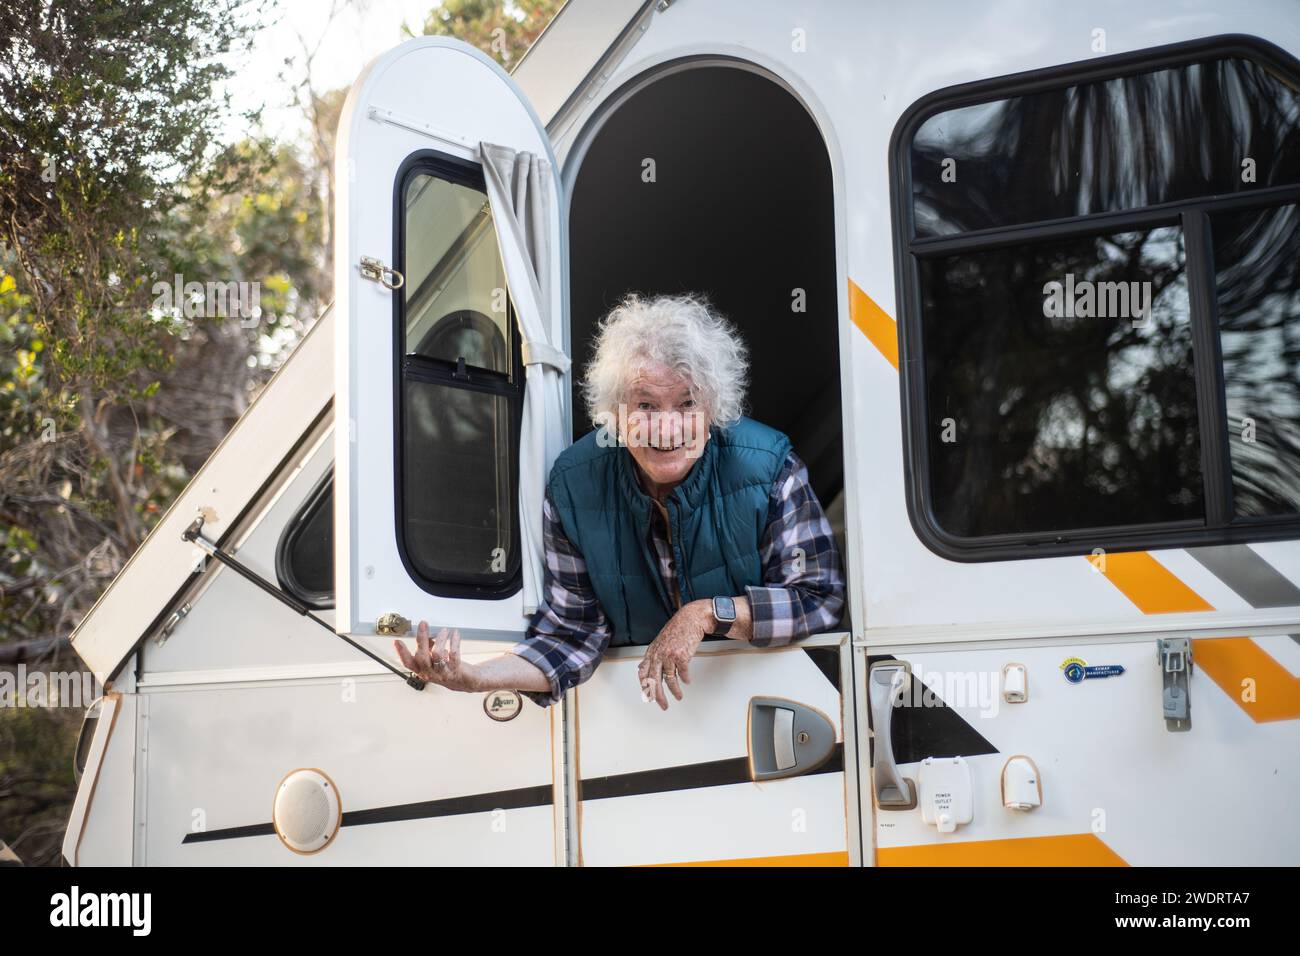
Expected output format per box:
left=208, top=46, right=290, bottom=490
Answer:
left=1158, top=637, right=1192, bottom=732
left=747, top=696, right=836, bottom=782
left=359, top=256, right=405, bottom=291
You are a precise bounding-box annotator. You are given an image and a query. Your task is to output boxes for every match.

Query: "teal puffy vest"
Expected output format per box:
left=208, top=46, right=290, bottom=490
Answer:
left=547, top=416, right=793, bottom=646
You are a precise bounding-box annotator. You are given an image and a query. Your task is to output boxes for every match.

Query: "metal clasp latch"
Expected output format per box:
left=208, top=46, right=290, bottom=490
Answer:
left=1158, top=637, right=1192, bottom=732
left=359, top=256, right=405, bottom=291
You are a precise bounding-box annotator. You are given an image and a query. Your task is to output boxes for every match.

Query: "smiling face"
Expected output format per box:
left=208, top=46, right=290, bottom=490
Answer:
left=617, top=360, right=711, bottom=500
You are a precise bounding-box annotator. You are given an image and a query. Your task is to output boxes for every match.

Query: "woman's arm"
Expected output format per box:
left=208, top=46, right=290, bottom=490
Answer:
left=638, top=450, right=845, bottom=709
left=400, top=489, right=611, bottom=706
left=636, top=595, right=754, bottom=709
left=467, top=652, right=554, bottom=693
left=506, top=490, right=613, bottom=706
left=396, top=623, right=552, bottom=693
left=742, top=449, right=847, bottom=646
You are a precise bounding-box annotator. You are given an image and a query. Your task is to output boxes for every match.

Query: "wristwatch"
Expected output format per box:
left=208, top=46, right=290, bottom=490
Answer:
left=711, top=595, right=737, bottom=636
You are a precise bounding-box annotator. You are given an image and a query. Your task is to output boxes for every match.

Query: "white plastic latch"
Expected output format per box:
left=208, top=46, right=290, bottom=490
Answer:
left=1002, top=662, right=1028, bottom=703
left=1001, top=755, right=1042, bottom=810
left=918, top=755, right=974, bottom=833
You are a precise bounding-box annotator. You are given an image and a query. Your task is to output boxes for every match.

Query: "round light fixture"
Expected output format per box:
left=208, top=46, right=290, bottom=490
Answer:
left=272, top=768, right=342, bottom=854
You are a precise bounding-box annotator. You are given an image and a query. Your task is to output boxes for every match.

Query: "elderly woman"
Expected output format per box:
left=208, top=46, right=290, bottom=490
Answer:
left=396, top=292, right=846, bottom=710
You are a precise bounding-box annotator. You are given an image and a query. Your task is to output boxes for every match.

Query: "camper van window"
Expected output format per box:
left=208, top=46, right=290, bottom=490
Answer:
left=395, top=153, right=523, bottom=596
left=895, top=39, right=1300, bottom=558
left=918, top=223, right=1202, bottom=539
left=276, top=469, right=334, bottom=609
left=1211, top=200, right=1300, bottom=517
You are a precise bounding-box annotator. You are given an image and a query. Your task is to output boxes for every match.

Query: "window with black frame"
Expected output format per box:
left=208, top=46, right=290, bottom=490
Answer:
left=893, top=38, right=1300, bottom=559
left=396, top=153, right=523, bottom=595
left=276, top=469, right=334, bottom=609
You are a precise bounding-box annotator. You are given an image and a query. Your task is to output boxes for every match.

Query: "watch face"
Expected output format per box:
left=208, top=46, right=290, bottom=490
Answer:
left=713, top=595, right=737, bottom=622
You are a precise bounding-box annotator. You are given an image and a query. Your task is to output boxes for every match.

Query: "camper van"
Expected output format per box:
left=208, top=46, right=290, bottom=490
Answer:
left=63, top=0, right=1300, bottom=866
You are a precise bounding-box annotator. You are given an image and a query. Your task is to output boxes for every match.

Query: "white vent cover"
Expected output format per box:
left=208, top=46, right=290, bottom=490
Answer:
left=273, top=769, right=342, bottom=854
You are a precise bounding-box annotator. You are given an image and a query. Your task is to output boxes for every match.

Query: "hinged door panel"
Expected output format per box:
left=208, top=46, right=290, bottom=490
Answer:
left=334, top=37, right=564, bottom=638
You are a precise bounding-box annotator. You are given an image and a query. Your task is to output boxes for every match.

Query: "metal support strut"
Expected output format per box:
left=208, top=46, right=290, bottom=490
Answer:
left=181, top=516, right=426, bottom=691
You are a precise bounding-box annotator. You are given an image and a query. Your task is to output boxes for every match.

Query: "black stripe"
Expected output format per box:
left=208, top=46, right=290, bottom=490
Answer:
left=802, top=646, right=842, bottom=692
left=580, top=744, right=844, bottom=801
left=182, top=782, right=553, bottom=844
left=181, top=746, right=849, bottom=845
left=183, top=822, right=276, bottom=843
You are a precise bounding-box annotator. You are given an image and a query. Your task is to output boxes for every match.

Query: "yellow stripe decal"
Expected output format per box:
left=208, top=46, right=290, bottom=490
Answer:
left=880, top=833, right=1127, bottom=867
left=646, top=850, right=850, bottom=867
left=1094, top=550, right=1215, bottom=614
left=1094, top=552, right=1300, bottom=721
left=848, top=278, right=898, bottom=370
left=1192, top=637, right=1300, bottom=723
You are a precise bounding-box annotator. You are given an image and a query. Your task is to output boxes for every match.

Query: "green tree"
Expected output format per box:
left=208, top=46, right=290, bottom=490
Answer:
left=0, top=0, right=565, bottom=868
left=409, top=0, right=565, bottom=68
left=0, top=0, right=287, bottom=868
left=0, top=0, right=267, bottom=555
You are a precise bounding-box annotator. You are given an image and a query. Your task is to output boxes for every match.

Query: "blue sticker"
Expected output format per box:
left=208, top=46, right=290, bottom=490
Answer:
left=1061, top=657, right=1125, bottom=684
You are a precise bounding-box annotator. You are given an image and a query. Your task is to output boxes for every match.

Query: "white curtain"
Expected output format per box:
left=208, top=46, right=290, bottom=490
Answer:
left=480, top=141, right=571, bottom=615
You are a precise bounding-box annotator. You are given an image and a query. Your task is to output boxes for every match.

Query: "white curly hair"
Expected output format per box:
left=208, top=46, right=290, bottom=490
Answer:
left=581, top=292, right=750, bottom=432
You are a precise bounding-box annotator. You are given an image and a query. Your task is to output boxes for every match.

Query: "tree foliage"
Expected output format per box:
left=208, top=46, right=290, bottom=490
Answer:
left=0, top=0, right=314, bottom=867
left=0, top=0, right=562, bottom=868
left=409, top=0, right=564, bottom=67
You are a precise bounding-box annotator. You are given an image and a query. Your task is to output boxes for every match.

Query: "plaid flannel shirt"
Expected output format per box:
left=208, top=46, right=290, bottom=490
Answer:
left=510, top=448, right=846, bottom=707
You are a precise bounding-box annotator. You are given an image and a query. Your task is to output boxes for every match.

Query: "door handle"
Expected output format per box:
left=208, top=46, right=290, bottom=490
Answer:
left=748, top=697, right=836, bottom=782
left=868, top=661, right=917, bottom=810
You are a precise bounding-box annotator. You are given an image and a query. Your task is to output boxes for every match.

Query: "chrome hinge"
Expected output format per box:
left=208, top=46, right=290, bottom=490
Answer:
left=359, top=256, right=405, bottom=291
left=1158, top=637, right=1193, bottom=732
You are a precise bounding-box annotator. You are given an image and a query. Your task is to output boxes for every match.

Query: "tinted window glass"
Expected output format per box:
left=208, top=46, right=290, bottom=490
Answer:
left=287, top=484, right=332, bottom=594
left=921, top=226, right=1202, bottom=536
left=1213, top=201, right=1300, bottom=516
left=398, top=157, right=522, bottom=593
left=402, top=376, right=517, bottom=581
left=912, top=57, right=1300, bottom=238
left=276, top=473, right=333, bottom=608
left=899, top=43, right=1300, bottom=557
left=403, top=173, right=512, bottom=376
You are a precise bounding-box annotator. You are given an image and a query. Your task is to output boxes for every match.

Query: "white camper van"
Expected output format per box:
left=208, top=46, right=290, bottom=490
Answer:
left=63, top=0, right=1300, bottom=867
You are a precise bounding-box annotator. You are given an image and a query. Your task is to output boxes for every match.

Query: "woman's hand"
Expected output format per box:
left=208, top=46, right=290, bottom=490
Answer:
left=638, top=601, right=709, bottom=710
left=395, top=621, right=480, bottom=692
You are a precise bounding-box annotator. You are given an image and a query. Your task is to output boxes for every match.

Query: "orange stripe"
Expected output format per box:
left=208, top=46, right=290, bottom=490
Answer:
left=880, top=833, right=1126, bottom=867
left=1094, top=551, right=1215, bottom=614
left=1190, top=637, right=1300, bottom=723
left=848, top=279, right=898, bottom=369
left=646, top=850, right=849, bottom=867
left=1093, top=553, right=1300, bottom=721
